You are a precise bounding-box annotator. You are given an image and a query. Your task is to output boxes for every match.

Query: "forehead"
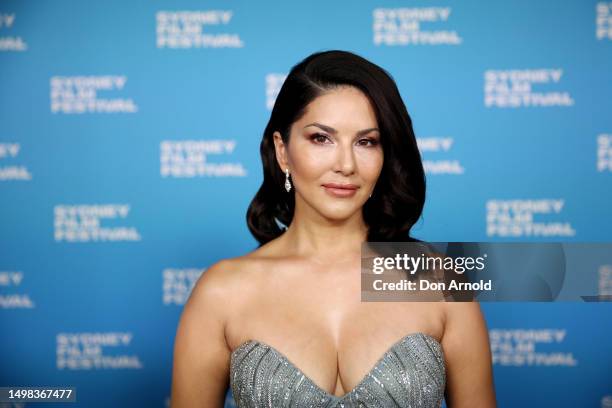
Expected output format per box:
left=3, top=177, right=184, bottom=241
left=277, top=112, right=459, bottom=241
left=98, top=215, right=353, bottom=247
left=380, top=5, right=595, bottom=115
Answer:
left=298, top=86, right=378, bottom=127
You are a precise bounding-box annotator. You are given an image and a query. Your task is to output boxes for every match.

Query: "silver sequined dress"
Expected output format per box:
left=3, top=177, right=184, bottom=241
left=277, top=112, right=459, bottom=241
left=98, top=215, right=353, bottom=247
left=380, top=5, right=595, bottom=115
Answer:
left=230, top=332, right=446, bottom=408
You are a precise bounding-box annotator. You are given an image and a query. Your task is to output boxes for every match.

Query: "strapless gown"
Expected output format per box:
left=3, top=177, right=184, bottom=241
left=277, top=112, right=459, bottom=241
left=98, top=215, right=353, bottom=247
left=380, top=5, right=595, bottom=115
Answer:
left=229, top=332, right=445, bottom=408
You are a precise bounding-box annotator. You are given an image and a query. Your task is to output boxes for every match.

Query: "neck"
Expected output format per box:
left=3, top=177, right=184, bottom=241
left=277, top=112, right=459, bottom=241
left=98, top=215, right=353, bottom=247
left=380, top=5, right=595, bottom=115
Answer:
left=281, top=196, right=368, bottom=262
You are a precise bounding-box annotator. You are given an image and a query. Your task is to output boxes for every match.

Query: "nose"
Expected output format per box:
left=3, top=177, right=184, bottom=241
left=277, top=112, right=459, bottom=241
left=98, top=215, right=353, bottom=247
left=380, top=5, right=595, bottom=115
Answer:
left=333, top=142, right=356, bottom=175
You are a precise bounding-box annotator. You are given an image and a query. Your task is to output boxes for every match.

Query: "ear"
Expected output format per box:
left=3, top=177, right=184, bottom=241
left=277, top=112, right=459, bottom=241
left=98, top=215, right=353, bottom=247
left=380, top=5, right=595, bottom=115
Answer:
left=272, top=131, right=289, bottom=172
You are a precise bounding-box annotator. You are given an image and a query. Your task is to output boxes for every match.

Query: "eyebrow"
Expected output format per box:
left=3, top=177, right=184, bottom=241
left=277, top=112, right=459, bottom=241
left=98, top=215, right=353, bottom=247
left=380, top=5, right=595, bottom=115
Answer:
left=303, top=122, right=380, bottom=136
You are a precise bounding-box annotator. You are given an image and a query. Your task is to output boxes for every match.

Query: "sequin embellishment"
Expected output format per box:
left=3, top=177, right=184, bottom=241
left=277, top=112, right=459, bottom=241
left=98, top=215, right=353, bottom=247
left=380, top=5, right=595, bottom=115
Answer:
left=230, top=332, right=446, bottom=408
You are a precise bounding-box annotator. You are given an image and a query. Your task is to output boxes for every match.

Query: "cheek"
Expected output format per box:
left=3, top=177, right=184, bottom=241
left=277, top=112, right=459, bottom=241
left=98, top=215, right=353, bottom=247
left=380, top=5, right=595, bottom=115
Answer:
left=289, top=144, right=332, bottom=180
left=357, top=150, right=384, bottom=180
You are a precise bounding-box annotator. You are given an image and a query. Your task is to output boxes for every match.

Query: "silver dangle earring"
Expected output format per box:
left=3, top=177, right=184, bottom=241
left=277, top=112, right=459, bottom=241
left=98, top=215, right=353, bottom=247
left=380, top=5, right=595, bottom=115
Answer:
left=284, top=168, right=292, bottom=192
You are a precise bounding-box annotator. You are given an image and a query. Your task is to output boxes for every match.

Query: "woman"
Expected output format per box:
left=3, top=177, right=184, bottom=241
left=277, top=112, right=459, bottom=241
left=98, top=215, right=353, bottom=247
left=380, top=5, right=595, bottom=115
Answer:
left=171, top=50, right=496, bottom=407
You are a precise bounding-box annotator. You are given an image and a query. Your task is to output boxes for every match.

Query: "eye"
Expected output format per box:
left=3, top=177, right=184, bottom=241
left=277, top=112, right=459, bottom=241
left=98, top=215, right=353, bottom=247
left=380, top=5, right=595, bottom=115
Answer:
left=358, top=138, right=379, bottom=147
left=310, top=133, right=331, bottom=144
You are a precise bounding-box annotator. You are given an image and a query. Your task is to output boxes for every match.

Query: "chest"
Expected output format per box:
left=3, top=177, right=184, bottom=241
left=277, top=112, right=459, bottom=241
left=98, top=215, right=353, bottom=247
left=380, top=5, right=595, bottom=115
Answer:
left=226, top=292, right=444, bottom=397
left=229, top=330, right=446, bottom=406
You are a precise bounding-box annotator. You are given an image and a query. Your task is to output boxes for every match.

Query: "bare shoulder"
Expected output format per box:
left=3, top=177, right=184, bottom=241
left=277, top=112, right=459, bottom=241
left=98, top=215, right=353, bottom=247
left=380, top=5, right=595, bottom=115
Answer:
left=191, top=244, right=280, bottom=306
left=192, top=258, right=247, bottom=299
left=442, top=301, right=486, bottom=331
left=440, top=301, right=489, bottom=357
left=441, top=301, right=497, bottom=407
left=170, top=255, right=259, bottom=407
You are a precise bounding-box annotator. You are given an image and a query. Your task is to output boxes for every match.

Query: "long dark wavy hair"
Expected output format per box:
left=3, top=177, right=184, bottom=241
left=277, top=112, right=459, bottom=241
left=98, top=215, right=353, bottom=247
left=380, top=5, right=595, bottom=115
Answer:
left=246, top=50, right=426, bottom=246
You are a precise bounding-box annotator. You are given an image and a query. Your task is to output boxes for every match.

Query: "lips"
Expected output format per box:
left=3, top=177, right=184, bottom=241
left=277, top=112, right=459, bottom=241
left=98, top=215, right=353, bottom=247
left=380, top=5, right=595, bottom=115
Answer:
left=322, top=183, right=358, bottom=190
left=322, top=183, right=359, bottom=198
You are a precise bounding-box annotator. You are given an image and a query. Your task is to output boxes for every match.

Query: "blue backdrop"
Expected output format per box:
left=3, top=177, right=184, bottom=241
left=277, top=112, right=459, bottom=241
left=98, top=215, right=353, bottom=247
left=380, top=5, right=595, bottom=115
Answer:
left=0, top=1, right=611, bottom=407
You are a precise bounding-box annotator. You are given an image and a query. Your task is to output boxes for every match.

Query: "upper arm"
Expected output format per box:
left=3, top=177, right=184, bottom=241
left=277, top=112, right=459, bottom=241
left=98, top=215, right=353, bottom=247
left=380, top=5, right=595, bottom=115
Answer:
left=170, top=260, right=233, bottom=408
left=441, top=302, right=497, bottom=408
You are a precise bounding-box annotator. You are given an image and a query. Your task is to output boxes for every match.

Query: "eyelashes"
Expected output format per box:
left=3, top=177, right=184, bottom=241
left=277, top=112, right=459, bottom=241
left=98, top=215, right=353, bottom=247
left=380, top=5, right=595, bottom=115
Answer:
left=309, top=133, right=380, bottom=147
left=310, top=133, right=330, bottom=144
left=359, top=138, right=380, bottom=147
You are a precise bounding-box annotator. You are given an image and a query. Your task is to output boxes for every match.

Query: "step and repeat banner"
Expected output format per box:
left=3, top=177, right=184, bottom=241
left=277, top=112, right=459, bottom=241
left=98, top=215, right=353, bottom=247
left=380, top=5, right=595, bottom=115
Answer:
left=1, top=0, right=611, bottom=407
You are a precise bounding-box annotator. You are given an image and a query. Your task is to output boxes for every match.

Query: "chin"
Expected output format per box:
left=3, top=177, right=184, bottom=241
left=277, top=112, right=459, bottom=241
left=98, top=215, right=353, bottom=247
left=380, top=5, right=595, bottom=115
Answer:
left=317, top=205, right=361, bottom=221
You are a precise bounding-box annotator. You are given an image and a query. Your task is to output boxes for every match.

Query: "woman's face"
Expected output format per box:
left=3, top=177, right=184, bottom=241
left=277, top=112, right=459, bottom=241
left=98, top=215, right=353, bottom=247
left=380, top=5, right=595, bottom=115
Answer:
left=273, top=86, right=384, bottom=222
